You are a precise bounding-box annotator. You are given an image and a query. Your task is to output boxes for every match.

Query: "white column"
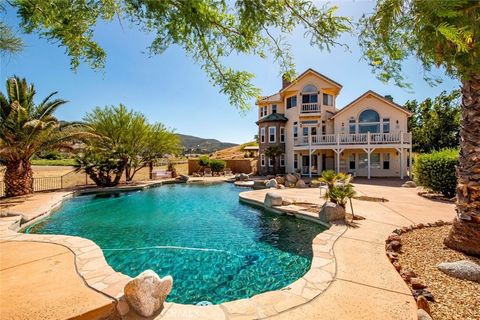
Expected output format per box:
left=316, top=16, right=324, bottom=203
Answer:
left=400, top=148, right=404, bottom=180
left=367, top=149, right=371, bottom=179
left=308, top=134, right=312, bottom=178
left=409, top=147, right=413, bottom=178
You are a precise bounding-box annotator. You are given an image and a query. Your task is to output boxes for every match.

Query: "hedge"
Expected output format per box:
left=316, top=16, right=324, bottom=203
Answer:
left=413, top=149, right=458, bottom=198
left=209, top=159, right=226, bottom=172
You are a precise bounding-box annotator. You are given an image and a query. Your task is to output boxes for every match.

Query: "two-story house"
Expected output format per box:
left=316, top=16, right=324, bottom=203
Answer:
left=256, top=69, right=413, bottom=179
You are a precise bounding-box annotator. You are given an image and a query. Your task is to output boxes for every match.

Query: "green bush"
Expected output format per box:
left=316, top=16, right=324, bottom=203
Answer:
left=209, top=159, right=226, bottom=173
left=413, top=149, right=458, bottom=197
left=198, top=156, right=210, bottom=167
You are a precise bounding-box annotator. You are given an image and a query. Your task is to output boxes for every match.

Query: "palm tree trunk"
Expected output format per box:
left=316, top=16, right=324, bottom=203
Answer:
left=444, top=74, right=480, bottom=257
left=4, top=159, right=34, bottom=197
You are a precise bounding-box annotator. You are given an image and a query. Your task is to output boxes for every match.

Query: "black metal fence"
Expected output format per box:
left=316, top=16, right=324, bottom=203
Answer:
left=0, top=176, right=64, bottom=197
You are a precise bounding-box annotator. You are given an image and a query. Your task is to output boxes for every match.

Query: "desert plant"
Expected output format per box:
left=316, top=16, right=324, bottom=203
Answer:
left=75, top=148, right=126, bottom=187
left=328, top=184, right=356, bottom=209
left=209, top=159, right=226, bottom=174
left=264, top=145, right=283, bottom=175
left=198, top=156, right=210, bottom=170
left=414, top=149, right=458, bottom=198
left=0, top=76, right=88, bottom=197
left=167, top=160, right=177, bottom=178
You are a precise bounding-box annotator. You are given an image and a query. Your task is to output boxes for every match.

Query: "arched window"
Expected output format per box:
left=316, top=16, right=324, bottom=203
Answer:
left=358, top=109, right=380, bottom=133
left=302, top=85, right=318, bottom=104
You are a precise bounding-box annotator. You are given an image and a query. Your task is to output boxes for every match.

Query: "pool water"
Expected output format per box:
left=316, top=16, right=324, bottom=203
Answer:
left=27, top=183, right=324, bottom=304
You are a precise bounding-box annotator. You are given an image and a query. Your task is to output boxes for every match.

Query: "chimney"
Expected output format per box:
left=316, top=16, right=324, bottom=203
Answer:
left=282, top=74, right=291, bottom=89
left=384, top=94, right=394, bottom=102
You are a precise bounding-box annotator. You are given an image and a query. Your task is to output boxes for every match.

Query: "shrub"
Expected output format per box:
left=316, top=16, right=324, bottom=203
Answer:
left=209, top=159, right=226, bottom=173
left=198, top=156, right=210, bottom=167
left=413, top=149, right=458, bottom=197
left=328, top=184, right=356, bottom=208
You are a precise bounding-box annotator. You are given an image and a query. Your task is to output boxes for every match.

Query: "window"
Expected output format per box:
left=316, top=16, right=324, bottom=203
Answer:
left=303, top=127, right=309, bottom=137
left=383, top=153, right=390, bottom=170
left=260, top=154, right=265, bottom=166
left=323, top=93, right=333, bottom=106
left=280, top=154, right=285, bottom=167
left=268, top=127, right=276, bottom=143
left=383, top=118, right=390, bottom=133
left=349, top=153, right=356, bottom=170
left=359, top=153, right=381, bottom=169
left=294, top=154, right=298, bottom=169
left=293, top=125, right=298, bottom=138
left=260, top=106, right=268, bottom=117
left=271, top=104, right=277, bottom=114
left=301, top=85, right=318, bottom=105
left=349, top=119, right=356, bottom=134
left=260, top=127, right=265, bottom=143
left=358, top=109, right=380, bottom=133
left=286, top=96, right=297, bottom=109
left=280, top=127, right=285, bottom=143
left=322, top=121, right=326, bottom=135
left=268, top=156, right=274, bottom=167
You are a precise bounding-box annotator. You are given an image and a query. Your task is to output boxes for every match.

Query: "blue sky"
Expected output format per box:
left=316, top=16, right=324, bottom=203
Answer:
left=0, top=1, right=459, bottom=144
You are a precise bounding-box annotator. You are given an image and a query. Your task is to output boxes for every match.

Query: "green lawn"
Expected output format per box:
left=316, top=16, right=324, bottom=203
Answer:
left=31, top=159, right=77, bottom=166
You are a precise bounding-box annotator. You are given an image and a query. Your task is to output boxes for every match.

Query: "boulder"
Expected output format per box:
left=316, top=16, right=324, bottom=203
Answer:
left=416, top=296, right=431, bottom=315
left=295, top=179, right=306, bottom=188
left=293, top=173, right=301, bottom=180
left=176, top=175, right=189, bottom=183
left=285, top=181, right=296, bottom=188
left=124, top=270, right=173, bottom=317
left=253, top=180, right=267, bottom=190
left=266, top=175, right=276, bottom=180
left=437, top=260, right=480, bottom=283
left=285, top=173, right=298, bottom=184
left=386, top=240, right=402, bottom=252
left=265, top=179, right=278, bottom=188
left=386, top=234, right=401, bottom=243
left=412, top=289, right=435, bottom=302
left=275, top=176, right=285, bottom=185
left=277, top=184, right=286, bottom=189
left=400, top=270, right=416, bottom=282
left=319, top=201, right=345, bottom=223
left=402, top=180, right=417, bottom=188
left=264, top=192, right=283, bottom=208
left=410, top=278, right=427, bottom=289
left=417, top=309, right=432, bottom=320
left=235, top=173, right=249, bottom=181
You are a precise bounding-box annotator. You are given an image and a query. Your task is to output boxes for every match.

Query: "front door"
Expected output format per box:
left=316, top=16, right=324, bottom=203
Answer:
left=302, top=155, right=310, bottom=175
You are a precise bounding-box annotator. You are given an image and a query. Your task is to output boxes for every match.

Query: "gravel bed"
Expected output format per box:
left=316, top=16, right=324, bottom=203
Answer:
left=398, top=225, right=480, bottom=320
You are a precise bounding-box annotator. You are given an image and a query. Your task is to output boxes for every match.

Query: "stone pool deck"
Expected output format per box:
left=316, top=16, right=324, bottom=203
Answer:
left=0, top=178, right=455, bottom=319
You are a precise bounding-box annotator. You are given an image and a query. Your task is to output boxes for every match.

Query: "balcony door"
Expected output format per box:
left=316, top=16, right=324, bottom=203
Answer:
left=302, top=126, right=317, bottom=143
left=302, top=154, right=318, bottom=175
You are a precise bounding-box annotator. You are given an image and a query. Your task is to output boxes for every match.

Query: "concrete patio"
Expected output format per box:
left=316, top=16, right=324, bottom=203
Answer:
left=0, top=178, right=456, bottom=319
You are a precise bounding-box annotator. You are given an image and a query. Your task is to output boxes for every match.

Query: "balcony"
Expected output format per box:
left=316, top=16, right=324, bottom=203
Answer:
left=294, top=132, right=412, bottom=147
left=300, top=103, right=320, bottom=114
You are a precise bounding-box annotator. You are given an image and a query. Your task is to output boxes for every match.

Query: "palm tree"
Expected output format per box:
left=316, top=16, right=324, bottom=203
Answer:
left=0, top=76, right=85, bottom=197
left=264, top=145, right=283, bottom=175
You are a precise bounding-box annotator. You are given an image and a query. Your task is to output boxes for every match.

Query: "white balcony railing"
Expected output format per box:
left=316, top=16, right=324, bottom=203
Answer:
left=301, top=103, right=320, bottom=113
left=294, top=132, right=412, bottom=147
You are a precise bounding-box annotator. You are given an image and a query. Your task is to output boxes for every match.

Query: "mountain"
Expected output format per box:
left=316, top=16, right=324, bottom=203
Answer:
left=177, top=134, right=237, bottom=155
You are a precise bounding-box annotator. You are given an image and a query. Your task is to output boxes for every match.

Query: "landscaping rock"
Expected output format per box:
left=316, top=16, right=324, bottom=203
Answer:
left=264, top=192, right=283, bottom=208
left=437, top=260, right=480, bottom=283
left=386, top=234, right=401, bottom=243
left=124, top=270, right=173, bottom=317
left=277, top=184, right=286, bottom=189
left=386, top=240, right=402, bottom=252
left=400, top=270, right=416, bottom=282
left=295, top=179, right=306, bottom=188
left=412, top=289, right=435, bottom=302
left=253, top=180, right=266, bottom=189
left=319, top=201, right=345, bottom=223
left=416, top=296, right=431, bottom=315
left=410, top=277, right=427, bottom=289
left=393, top=262, right=401, bottom=271
left=265, top=179, right=278, bottom=188
left=275, top=176, right=285, bottom=185
left=176, top=175, right=189, bottom=183
left=402, top=180, right=417, bottom=188
left=117, top=296, right=130, bottom=316
left=417, top=309, right=432, bottom=320
left=386, top=251, right=399, bottom=262
left=285, top=173, right=298, bottom=184
left=235, top=173, right=249, bottom=181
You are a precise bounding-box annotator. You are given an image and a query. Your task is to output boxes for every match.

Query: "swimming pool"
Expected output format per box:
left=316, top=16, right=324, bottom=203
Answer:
left=27, top=183, right=325, bottom=304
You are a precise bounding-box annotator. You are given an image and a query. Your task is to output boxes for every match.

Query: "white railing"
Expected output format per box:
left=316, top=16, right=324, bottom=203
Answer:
left=301, top=103, right=320, bottom=113
left=294, top=132, right=412, bottom=146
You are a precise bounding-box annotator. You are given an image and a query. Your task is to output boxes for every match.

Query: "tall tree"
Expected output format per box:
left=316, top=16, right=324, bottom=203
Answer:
left=8, top=0, right=350, bottom=110
left=359, top=0, right=480, bottom=256
left=0, top=5, right=23, bottom=56
left=405, top=90, right=461, bottom=153
left=264, top=145, right=282, bottom=175
left=81, top=104, right=179, bottom=185
left=0, top=76, right=86, bottom=197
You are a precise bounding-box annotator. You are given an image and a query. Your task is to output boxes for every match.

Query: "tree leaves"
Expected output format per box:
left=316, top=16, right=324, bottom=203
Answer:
left=9, top=0, right=351, bottom=110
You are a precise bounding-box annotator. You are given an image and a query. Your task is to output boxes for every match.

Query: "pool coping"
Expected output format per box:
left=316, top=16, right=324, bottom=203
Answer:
left=0, top=181, right=347, bottom=320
